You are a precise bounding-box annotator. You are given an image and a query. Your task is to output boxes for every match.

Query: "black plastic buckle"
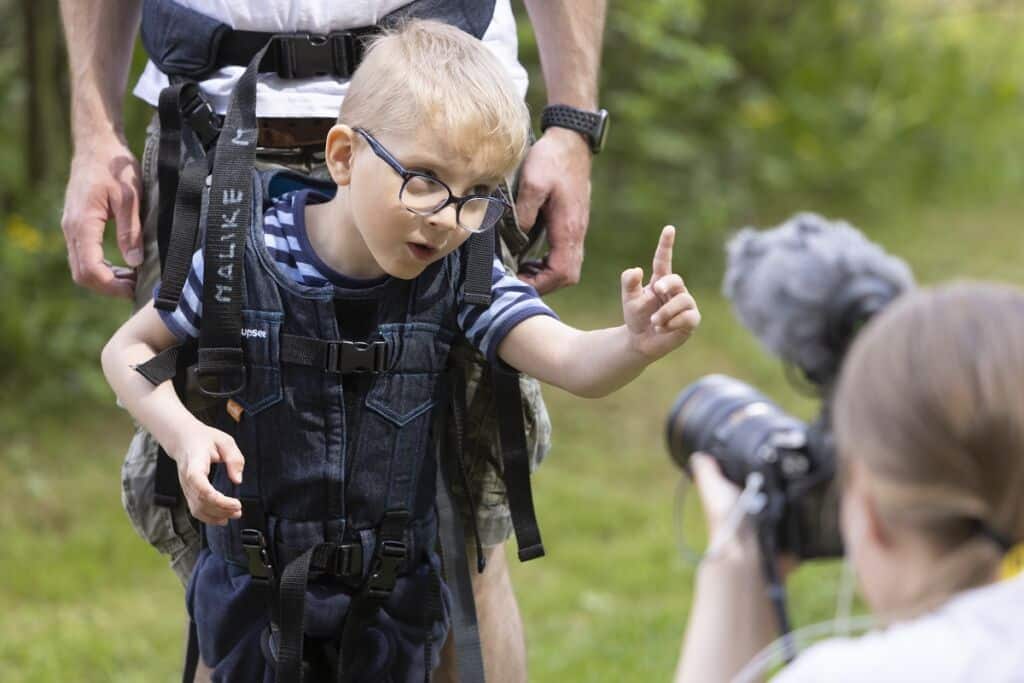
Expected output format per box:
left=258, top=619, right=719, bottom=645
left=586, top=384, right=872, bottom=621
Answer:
left=272, top=32, right=362, bottom=80
left=366, top=539, right=407, bottom=601
left=331, top=543, right=364, bottom=578
left=194, top=347, right=247, bottom=397
left=241, top=528, right=275, bottom=584
left=326, top=340, right=389, bottom=374
left=181, top=91, right=221, bottom=149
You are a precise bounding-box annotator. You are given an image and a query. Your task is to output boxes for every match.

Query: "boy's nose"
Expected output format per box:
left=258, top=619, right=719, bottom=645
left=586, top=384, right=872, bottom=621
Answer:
left=425, top=203, right=459, bottom=234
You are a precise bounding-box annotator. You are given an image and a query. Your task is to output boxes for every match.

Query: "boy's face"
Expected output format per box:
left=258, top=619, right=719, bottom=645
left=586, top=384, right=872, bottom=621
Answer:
left=331, top=125, right=506, bottom=280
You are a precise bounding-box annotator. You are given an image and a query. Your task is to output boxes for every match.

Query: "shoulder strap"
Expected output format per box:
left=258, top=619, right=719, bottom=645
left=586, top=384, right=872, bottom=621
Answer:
left=154, top=158, right=208, bottom=311
left=461, top=228, right=494, bottom=307
left=193, top=44, right=270, bottom=397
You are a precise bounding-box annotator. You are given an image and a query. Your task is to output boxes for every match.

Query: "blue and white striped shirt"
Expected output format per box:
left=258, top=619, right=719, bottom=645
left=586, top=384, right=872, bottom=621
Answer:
left=155, top=190, right=556, bottom=363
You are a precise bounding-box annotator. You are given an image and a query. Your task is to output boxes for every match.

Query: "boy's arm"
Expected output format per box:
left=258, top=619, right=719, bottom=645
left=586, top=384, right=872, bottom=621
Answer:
left=101, top=302, right=244, bottom=524
left=498, top=226, right=699, bottom=398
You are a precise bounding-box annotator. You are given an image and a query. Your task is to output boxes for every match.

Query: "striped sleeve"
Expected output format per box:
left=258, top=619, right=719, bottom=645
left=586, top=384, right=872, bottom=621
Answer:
left=457, top=256, right=558, bottom=363
left=153, top=248, right=205, bottom=341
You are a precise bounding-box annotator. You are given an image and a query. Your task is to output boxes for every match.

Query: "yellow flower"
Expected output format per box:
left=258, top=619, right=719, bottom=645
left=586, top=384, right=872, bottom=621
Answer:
left=6, top=214, right=43, bottom=253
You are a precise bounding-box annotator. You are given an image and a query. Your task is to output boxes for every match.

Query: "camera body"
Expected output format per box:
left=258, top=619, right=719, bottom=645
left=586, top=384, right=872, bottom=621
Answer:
left=667, top=374, right=842, bottom=559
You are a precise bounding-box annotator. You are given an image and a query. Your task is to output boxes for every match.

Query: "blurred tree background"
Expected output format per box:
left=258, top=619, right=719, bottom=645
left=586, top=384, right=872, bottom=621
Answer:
left=6, top=0, right=1024, bottom=420
left=3, top=0, right=1024, bottom=680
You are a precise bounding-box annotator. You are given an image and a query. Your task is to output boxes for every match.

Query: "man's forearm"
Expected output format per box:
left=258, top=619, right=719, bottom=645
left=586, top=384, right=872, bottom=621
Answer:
left=59, top=0, right=142, bottom=146
left=522, top=0, right=606, bottom=109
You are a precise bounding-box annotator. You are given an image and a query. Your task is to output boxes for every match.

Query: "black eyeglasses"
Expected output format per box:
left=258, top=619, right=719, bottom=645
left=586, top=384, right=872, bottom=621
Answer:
left=354, top=127, right=509, bottom=233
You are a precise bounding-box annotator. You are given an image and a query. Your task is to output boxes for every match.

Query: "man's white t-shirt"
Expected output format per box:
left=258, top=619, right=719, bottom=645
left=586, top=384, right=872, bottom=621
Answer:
left=774, top=574, right=1024, bottom=682
left=132, top=0, right=528, bottom=117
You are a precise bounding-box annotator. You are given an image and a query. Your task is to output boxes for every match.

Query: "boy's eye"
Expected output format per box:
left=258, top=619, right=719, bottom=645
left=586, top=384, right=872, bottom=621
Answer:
left=472, top=184, right=495, bottom=197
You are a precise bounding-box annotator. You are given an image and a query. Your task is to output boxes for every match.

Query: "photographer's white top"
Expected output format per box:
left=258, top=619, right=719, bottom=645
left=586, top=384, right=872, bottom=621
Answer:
left=132, top=0, right=528, bottom=117
left=774, top=574, right=1024, bottom=682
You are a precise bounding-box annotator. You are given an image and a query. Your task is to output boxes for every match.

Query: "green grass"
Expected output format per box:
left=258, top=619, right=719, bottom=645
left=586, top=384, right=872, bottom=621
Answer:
left=3, top=198, right=1023, bottom=681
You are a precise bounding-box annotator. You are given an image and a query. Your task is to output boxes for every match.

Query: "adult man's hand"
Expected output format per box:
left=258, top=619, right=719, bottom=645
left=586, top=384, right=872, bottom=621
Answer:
left=515, top=126, right=592, bottom=294
left=61, top=133, right=143, bottom=298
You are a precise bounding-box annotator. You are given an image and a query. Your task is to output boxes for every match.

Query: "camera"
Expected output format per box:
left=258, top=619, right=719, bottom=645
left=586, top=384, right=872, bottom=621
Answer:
left=667, top=374, right=842, bottom=559
left=665, top=214, right=914, bottom=562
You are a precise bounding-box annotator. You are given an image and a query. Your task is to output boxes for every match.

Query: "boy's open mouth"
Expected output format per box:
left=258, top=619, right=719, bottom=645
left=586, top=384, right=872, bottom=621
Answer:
left=406, top=242, right=439, bottom=261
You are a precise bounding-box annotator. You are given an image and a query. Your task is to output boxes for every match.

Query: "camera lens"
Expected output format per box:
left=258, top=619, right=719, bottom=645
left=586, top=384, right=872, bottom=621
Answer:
left=666, top=375, right=806, bottom=486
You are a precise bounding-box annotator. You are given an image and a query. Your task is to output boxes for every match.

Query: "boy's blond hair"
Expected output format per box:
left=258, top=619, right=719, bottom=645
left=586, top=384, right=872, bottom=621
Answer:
left=339, top=19, right=530, bottom=178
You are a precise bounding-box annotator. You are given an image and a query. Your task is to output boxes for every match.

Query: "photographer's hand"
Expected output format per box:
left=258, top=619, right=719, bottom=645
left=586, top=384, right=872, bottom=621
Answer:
left=674, top=454, right=789, bottom=683
left=621, top=226, right=701, bottom=359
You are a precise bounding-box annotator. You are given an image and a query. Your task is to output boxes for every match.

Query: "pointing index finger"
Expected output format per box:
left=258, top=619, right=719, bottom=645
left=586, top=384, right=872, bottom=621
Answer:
left=651, top=225, right=676, bottom=283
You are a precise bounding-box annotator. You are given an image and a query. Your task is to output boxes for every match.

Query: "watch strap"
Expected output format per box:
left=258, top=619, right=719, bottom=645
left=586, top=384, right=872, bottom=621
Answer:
left=541, top=105, right=608, bottom=154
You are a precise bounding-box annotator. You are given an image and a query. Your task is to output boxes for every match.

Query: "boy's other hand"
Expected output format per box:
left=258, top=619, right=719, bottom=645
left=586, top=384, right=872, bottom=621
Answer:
left=621, top=225, right=701, bottom=359
left=61, top=134, right=143, bottom=298
left=172, top=425, right=245, bottom=526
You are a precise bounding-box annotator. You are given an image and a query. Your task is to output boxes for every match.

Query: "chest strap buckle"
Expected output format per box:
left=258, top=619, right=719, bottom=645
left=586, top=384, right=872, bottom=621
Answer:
left=327, top=340, right=389, bottom=374
left=271, top=31, right=364, bottom=80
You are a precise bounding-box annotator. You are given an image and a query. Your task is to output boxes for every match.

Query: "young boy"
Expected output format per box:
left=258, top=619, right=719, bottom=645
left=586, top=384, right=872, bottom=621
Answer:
left=103, top=20, right=699, bottom=682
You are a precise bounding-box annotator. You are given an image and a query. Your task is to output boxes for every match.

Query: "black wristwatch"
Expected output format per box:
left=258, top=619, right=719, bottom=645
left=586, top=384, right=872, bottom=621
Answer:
left=540, top=105, right=610, bottom=154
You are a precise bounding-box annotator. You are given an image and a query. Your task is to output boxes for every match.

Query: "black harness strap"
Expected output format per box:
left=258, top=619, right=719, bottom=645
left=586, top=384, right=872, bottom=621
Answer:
left=181, top=618, right=200, bottom=683
left=134, top=344, right=182, bottom=386
left=336, top=510, right=409, bottom=683
left=194, top=45, right=268, bottom=398
left=134, top=343, right=197, bottom=509
left=275, top=544, right=319, bottom=683
left=154, top=158, right=208, bottom=312
left=492, top=368, right=545, bottom=562
left=156, top=83, right=188, bottom=272
left=280, top=334, right=390, bottom=374
left=435, top=394, right=486, bottom=682
left=462, top=228, right=494, bottom=307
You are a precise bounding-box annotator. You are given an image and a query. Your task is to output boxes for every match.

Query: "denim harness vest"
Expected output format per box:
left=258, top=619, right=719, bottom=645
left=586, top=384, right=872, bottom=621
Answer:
left=186, top=179, right=461, bottom=682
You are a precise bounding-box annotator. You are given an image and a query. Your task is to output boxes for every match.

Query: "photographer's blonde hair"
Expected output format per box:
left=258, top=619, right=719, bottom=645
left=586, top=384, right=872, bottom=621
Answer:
left=338, top=19, right=530, bottom=179
left=835, top=282, right=1024, bottom=615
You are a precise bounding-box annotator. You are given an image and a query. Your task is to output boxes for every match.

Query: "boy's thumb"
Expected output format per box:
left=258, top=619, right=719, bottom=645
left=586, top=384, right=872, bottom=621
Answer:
left=620, top=267, right=644, bottom=300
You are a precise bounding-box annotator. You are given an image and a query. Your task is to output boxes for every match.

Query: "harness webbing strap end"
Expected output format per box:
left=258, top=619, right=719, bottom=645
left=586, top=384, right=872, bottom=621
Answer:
left=135, top=345, right=182, bottom=386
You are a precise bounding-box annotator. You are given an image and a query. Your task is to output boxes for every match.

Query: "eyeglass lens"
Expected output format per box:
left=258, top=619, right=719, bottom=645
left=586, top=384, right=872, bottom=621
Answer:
left=399, top=175, right=504, bottom=232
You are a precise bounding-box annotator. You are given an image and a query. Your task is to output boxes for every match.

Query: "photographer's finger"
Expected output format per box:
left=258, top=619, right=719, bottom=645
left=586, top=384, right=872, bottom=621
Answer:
left=650, top=225, right=676, bottom=283
left=690, top=453, right=741, bottom=518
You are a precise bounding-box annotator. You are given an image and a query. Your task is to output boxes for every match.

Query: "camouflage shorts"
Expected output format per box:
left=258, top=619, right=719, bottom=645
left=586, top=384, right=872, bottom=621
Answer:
left=122, top=117, right=551, bottom=586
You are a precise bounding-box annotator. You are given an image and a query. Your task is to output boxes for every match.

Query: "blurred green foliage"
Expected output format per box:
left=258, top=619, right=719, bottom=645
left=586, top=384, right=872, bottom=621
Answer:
left=521, top=0, right=1024, bottom=279
left=4, top=0, right=1024, bottom=414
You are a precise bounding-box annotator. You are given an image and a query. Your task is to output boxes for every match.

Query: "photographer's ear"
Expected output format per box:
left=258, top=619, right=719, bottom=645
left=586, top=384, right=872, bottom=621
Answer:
left=325, top=124, right=357, bottom=186
left=842, top=459, right=893, bottom=551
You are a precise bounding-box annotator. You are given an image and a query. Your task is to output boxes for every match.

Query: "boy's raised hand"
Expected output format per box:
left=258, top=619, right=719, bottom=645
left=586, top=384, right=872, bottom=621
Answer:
left=172, top=424, right=245, bottom=526
left=621, top=225, right=701, bottom=359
